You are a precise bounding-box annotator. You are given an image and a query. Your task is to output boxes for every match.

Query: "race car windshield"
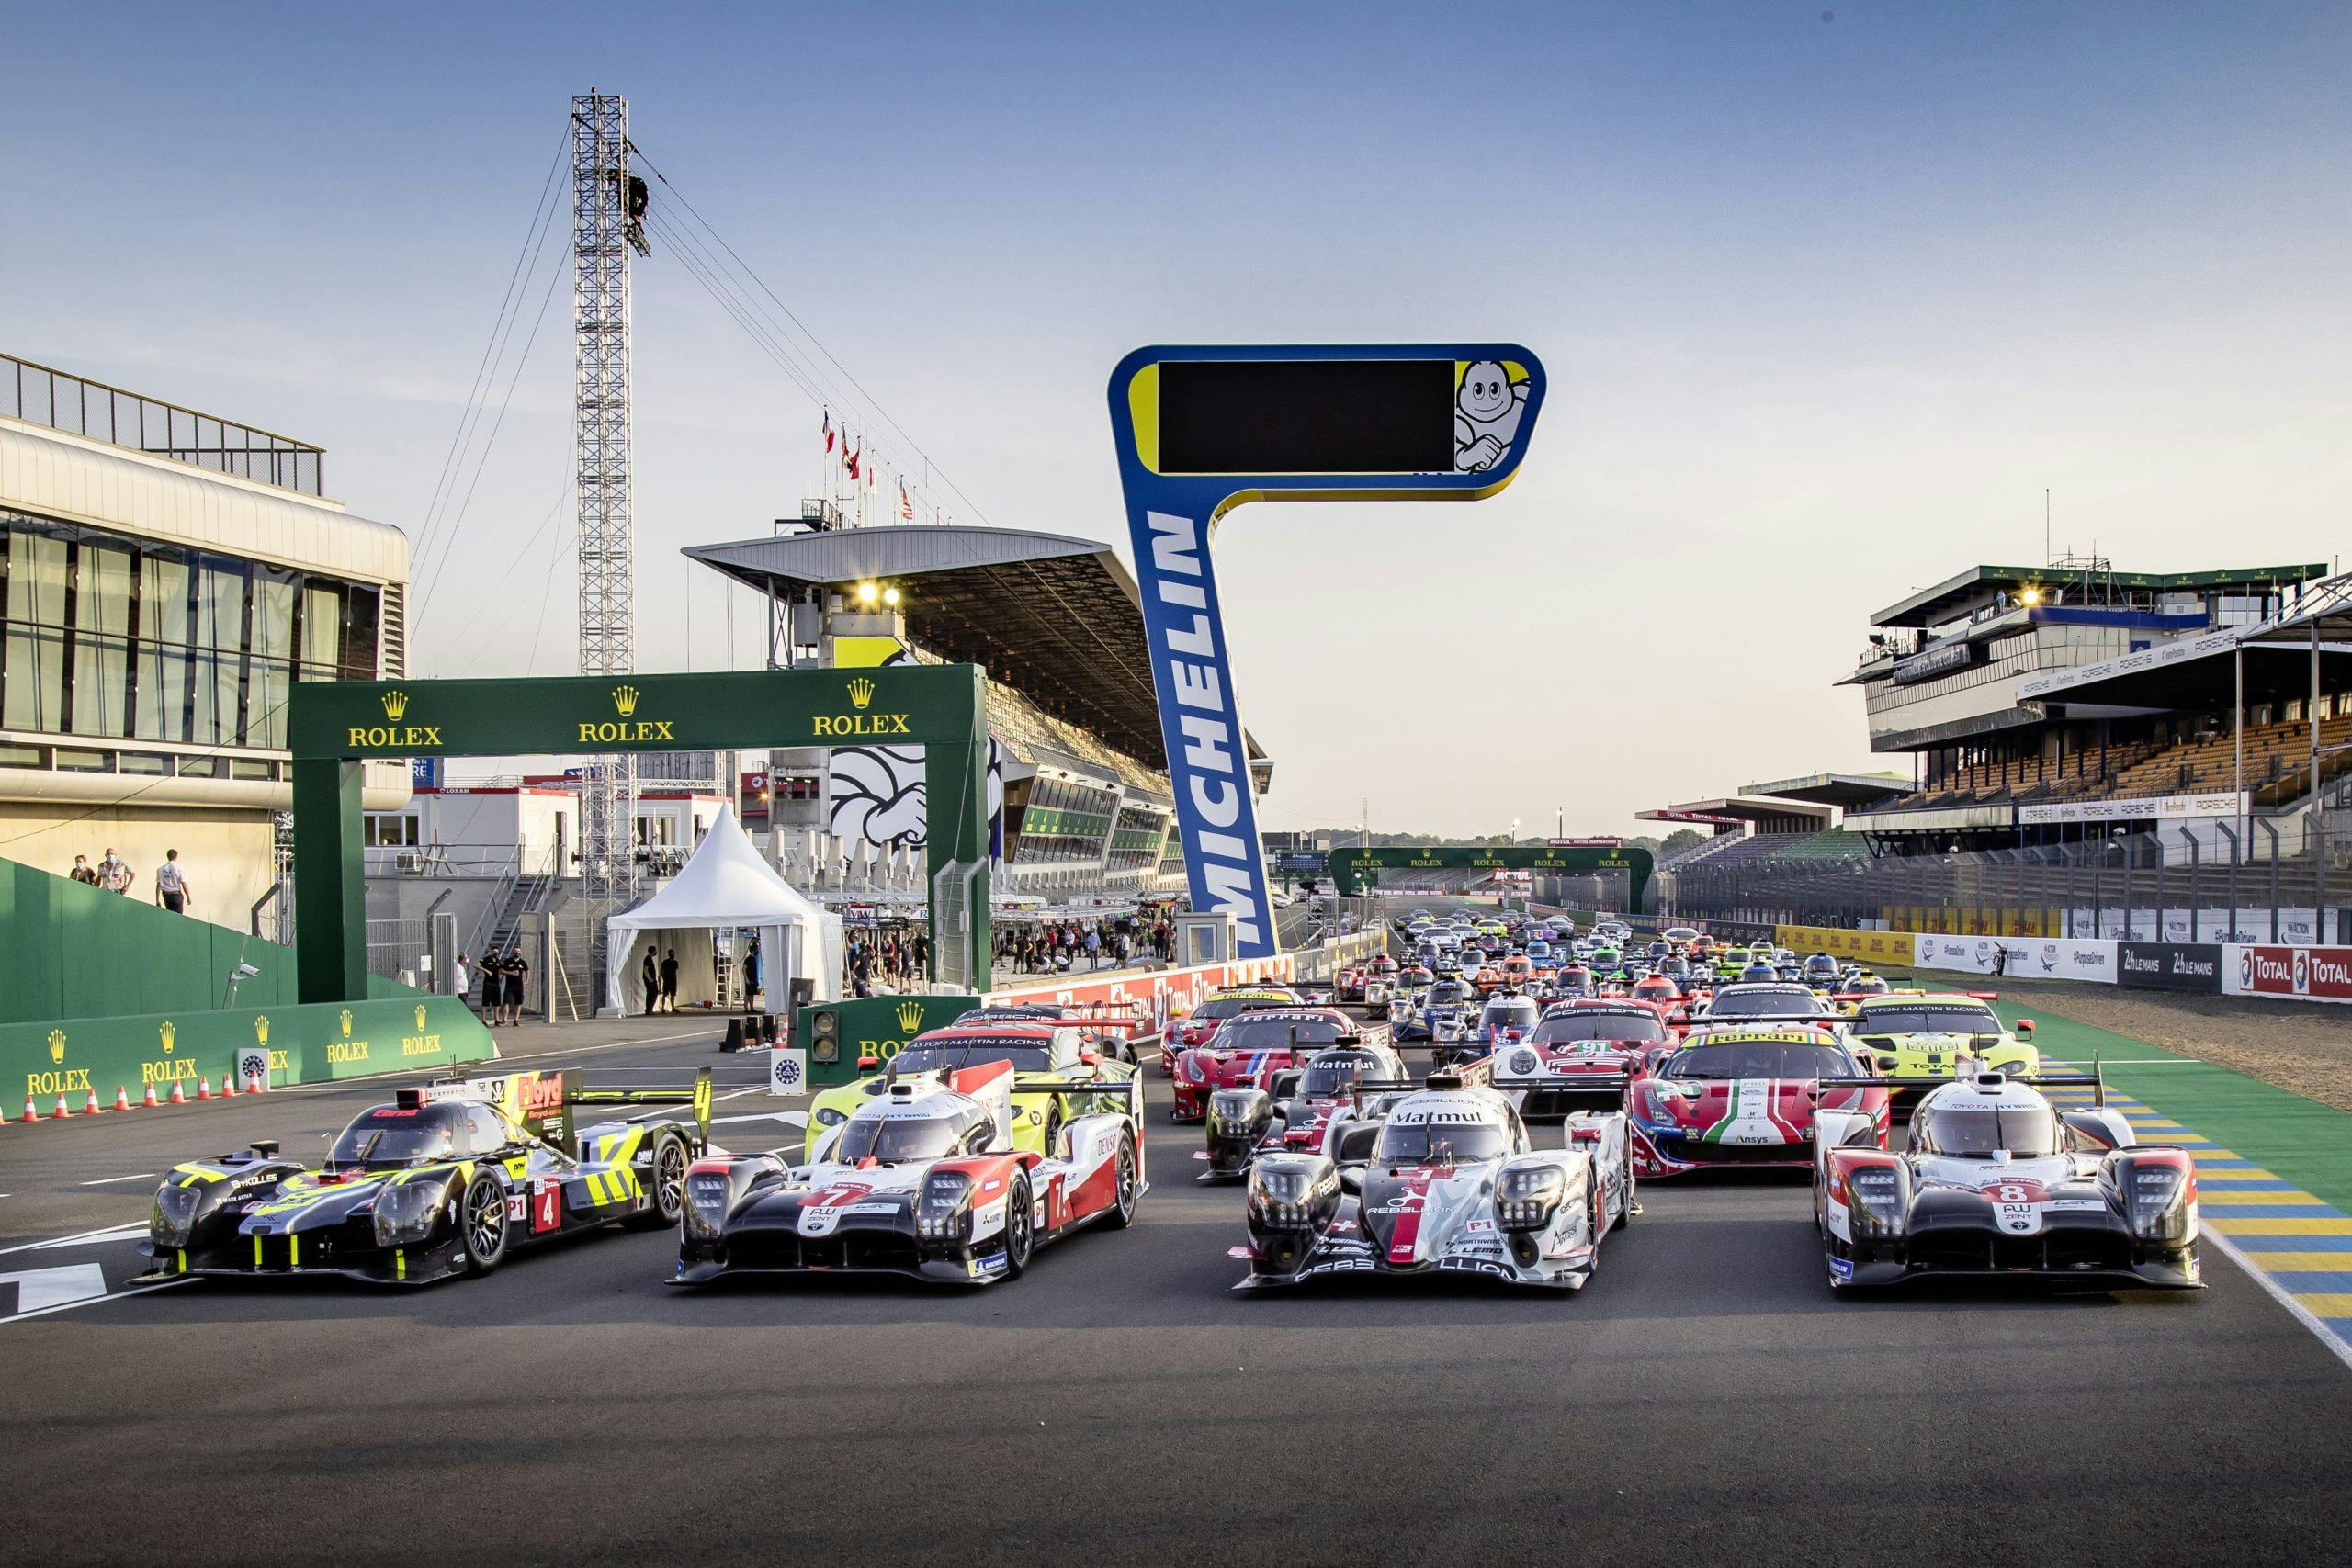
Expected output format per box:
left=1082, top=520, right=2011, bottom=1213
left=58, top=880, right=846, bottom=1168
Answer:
left=1302, top=1053, right=1381, bottom=1097
left=1428, top=984, right=1474, bottom=1006
left=831, top=1114, right=962, bottom=1165
left=1192, top=998, right=1280, bottom=1021
left=1216, top=1015, right=1351, bottom=1052
left=1706, top=988, right=1827, bottom=1019
left=1859, top=1006, right=2002, bottom=1036
left=889, top=1042, right=1055, bottom=1075
left=1915, top=1103, right=2060, bottom=1158
left=1375, top=1119, right=1510, bottom=1165
left=1532, top=1012, right=1668, bottom=1044
left=1668, top=1041, right=1855, bottom=1080
left=330, top=1107, right=463, bottom=1167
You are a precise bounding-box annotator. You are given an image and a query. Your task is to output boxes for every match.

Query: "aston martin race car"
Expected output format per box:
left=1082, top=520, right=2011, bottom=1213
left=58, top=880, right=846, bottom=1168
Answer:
left=677, top=1058, right=1141, bottom=1286
left=1171, top=1006, right=1366, bottom=1121
left=808, top=1020, right=1136, bottom=1159
left=1813, top=1063, right=2199, bottom=1291
left=1628, top=1024, right=1888, bottom=1179
left=1238, top=1069, right=1634, bottom=1291
left=1474, top=999, right=1678, bottom=1120
left=1202, top=1035, right=1407, bottom=1179
left=1845, top=993, right=2038, bottom=1114
left=1160, top=988, right=1303, bottom=1075
left=138, top=1068, right=711, bottom=1286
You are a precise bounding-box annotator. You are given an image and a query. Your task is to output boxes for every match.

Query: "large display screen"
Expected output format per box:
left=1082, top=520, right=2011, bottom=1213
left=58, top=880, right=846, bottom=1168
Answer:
left=1156, top=358, right=1456, bottom=475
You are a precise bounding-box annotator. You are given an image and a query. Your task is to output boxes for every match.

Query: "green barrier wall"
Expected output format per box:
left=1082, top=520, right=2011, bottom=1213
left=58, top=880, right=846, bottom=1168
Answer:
left=796, top=995, right=984, bottom=1087
left=7, top=995, right=496, bottom=1105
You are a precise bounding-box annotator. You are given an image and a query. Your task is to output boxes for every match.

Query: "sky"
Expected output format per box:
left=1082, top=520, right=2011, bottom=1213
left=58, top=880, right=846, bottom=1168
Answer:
left=6, top=1, right=2350, bottom=838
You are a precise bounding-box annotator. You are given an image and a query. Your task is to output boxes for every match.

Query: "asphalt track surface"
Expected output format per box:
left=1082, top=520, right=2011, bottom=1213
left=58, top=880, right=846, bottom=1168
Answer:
left=7, top=1012, right=2352, bottom=1566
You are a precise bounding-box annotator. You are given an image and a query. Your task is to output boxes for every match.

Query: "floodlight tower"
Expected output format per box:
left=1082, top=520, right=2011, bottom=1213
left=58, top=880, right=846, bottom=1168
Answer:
left=571, top=90, right=648, bottom=998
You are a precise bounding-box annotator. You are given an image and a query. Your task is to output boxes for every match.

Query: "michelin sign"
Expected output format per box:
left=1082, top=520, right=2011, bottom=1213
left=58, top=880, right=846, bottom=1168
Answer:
left=1108, top=345, right=1547, bottom=958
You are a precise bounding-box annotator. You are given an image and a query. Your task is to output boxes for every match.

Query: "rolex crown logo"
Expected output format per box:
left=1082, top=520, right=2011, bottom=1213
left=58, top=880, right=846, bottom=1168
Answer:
left=415, top=1004, right=428, bottom=1032
left=254, top=1015, right=269, bottom=1045
left=339, top=1008, right=354, bottom=1039
left=49, top=1028, right=66, bottom=1066
left=612, top=683, right=640, bottom=716
left=160, top=1020, right=176, bottom=1054
left=380, top=690, right=409, bottom=720
left=895, top=999, right=924, bottom=1033
left=848, top=677, right=876, bottom=711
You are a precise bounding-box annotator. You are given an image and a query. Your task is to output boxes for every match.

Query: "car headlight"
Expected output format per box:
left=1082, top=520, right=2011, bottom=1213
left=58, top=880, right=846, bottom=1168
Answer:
left=2129, top=1164, right=2190, bottom=1242
left=1209, top=1089, right=1273, bottom=1144
left=371, top=1177, right=447, bottom=1247
left=916, top=1170, right=975, bottom=1242
left=1497, top=1165, right=1566, bottom=1232
left=1846, top=1166, right=1905, bottom=1238
left=684, top=1170, right=735, bottom=1241
left=813, top=1106, right=847, bottom=1128
left=150, top=1181, right=207, bottom=1248
left=1187, top=1055, right=1209, bottom=1084
left=1248, top=1164, right=1336, bottom=1231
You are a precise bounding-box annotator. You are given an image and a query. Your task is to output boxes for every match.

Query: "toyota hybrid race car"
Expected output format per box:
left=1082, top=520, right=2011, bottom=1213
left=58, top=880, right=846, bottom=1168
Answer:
left=1843, top=993, right=2038, bottom=1113
left=1814, top=1061, right=2199, bottom=1291
left=139, top=1068, right=712, bottom=1286
left=1159, top=988, right=1303, bottom=1075
left=807, top=1020, right=1136, bottom=1160
left=678, top=1058, right=1141, bottom=1286
left=1474, top=998, right=1679, bottom=1120
left=1202, top=1034, right=1408, bottom=1179
left=1238, top=1069, right=1634, bottom=1291
left=1171, top=1006, right=1366, bottom=1122
left=1629, top=1023, right=1889, bottom=1179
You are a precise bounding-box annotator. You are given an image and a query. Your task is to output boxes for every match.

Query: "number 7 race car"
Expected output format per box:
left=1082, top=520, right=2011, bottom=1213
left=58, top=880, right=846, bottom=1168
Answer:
left=137, top=1068, right=712, bottom=1286
left=1813, top=1062, right=2201, bottom=1292
left=676, top=1057, right=1143, bottom=1287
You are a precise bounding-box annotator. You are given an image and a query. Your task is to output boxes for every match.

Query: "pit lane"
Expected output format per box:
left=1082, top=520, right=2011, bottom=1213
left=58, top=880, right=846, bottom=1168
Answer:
left=4, top=1010, right=2349, bottom=1567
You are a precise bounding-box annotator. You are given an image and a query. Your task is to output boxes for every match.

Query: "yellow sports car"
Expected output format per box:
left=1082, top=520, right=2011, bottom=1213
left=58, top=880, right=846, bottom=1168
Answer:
left=1846, top=992, right=2038, bottom=1112
left=805, top=1020, right=1136, bottom=1161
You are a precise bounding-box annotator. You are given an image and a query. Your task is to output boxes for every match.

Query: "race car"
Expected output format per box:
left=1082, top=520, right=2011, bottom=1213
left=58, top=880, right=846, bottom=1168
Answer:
left=1813, top=1062, right=2199, bottom=1291
left=949, top=1000, right=1150, bottom=1064
left=1799, top=953, right=1843, bottom=990
left=1170, top=1006, right=1366, bottom=1122
left=1473, top=998, right=1678, bottom=1120
left=1694, top=981, right=1837, bottom=1024
left=678, top=1058, right=1142, bottom=1287
left=807, top=1021, right=1137, bottom=1160
left=138, top=1067, right=712, bottom=1286
left=1628, top=1023, right=1889, bottom=1179
left=1159, top=987, right=1303, bottom=1075
left=1442, top=994, right=1542, bottom=1070
left=1845, top=992, right=2038, bottom=1114
left=1237, top=1069, right=1634, bottom=1291
left=1202, top=1034, right=1407, bottom=1179
left=1626, top=974, right=1687, bottom=1019
left=1336, top=966, right=1371, bottom=1005
left=1393, top=978, right=1477, bottom=1044
left=1831, top=972, right=1896, bottom=1009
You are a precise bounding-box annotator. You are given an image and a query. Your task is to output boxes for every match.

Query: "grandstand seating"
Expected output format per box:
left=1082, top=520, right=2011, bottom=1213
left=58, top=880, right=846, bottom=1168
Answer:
left=1879, top=713, right=2351, bottom=813
left=1764, top=827, right=1865, bottom=863
left=1666, top=831, right=1807, bottom=874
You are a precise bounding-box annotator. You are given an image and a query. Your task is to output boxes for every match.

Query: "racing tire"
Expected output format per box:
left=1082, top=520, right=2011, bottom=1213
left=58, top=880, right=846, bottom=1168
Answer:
left=1040, top=1102, right=1065, bottom=1159
left=1102, top=1135, right=1141, bottom=1230
left=1614, top=1152, right=1634, bottom=1228
left=630, top=1132, right=690, bottom=1230
left=459, top=1171, right=510, bottom=1274
left=1001, top=1170, right=1035, bottom=1279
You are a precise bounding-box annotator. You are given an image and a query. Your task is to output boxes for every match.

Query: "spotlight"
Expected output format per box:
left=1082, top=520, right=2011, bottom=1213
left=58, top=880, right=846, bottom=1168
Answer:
left=882, top=586, right=901, bottom=607
left=2018, top=586, right=2041, bottom=607
left=855, top=581, right=879, bottom=605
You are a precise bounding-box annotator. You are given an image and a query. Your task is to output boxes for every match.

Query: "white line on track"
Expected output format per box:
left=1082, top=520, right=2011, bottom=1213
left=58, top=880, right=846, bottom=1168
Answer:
left=0, top=1277, right=187, bottom=1325
left=78, top=1174, right=156, bottom=1186
left=0, top=1223, right=148, bottom=1256
left=2205, top=1225, right=2352, bottom=1375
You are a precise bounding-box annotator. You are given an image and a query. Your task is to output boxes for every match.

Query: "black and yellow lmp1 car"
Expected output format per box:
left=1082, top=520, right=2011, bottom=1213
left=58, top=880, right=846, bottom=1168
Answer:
left=135, top=1067, right=711, bottom=1285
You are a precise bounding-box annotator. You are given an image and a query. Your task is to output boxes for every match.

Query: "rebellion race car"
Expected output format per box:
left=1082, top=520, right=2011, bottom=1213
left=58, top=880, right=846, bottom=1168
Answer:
left=808, top=1020, right=1136, bottom=1160
left=677, top=1058, right=1141, bottom=1287
left=1473, top=998, right=1679, bottom=1120
left=1629, top=1024, right=1889, bottom=1179
left=1159, top=988, right=1303, bottom=1075
left=1813, top=1064, right=2200, bottom=1292
left=1172, top=1006, right=1367, bottom=1122
left=1202, top=1035, right=1408, bottom=1179
left=1844, top=992, right=2038, bottom=1114
left=1238, top=1069, right=1635, bottom=1291
left=138, top=1068, right=712, bottom=1286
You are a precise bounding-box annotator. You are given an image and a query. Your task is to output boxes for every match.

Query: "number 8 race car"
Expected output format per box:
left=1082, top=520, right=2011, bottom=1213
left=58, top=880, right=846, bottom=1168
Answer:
left=137, top=1068, right=712, bottom=1286
left=676, top=1057, right=1143, bottom=1287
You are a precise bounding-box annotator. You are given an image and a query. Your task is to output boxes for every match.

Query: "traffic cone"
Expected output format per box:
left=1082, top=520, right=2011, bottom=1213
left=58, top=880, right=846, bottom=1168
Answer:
left=85, top=1089, right=106, bottom=1114
left=249, top=1069, right=267, bottom=1095
left=196, top=1076, right=212, bottom=1100
left=115, top=1086, right=132, bottom=1111
left=20, top=1095, right=37, bottom=1122
left=141, top=1083, right=158, bottom=1108
left=168, top=1081, right=186, bottom=1105
left=51, top=1093, right=70, bottom=1119
left=220, top=1073, right=237, bottom=1098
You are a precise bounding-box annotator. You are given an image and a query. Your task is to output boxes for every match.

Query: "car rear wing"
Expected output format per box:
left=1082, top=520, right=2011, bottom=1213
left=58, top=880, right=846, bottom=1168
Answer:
left=1817, top=1067, right=2104, bottom=1105
left=1685, top=1012, right=1844, bottom=1027
left=572, top=1066, right=718, bottom=1151
left=1487, top=1072, right=1633, bottom=1103
left=1016, top=1076, right=1147, bottom=1123
left=419, top=1066, right=715, bottom=1151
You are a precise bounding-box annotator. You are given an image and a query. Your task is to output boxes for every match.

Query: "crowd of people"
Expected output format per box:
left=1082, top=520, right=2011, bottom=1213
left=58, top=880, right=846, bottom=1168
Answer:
left=459, top=948, right=530, bottom=1026
left=64, top=847, right=193, bottom=912
left=993, top=914, right=1174, bottom=976
left=844, top=928, right=933, bottom=997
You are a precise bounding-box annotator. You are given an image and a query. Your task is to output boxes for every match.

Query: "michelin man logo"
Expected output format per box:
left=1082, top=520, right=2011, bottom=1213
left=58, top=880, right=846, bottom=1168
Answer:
left=1453, top=360, right=1530, bottom=473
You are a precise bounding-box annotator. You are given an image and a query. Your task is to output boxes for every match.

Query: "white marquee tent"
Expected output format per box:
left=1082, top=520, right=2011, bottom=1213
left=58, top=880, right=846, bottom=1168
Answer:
left=603, top=805, right=842, bottom=1016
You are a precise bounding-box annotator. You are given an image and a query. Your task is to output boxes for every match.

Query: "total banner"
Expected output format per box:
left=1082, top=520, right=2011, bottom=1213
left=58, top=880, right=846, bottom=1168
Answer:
left=2117, top=942, right=2224, bottom=994
left=1774, top=925, right=1921, bottom=966
left=1912, top=933, right=2119, bottom=983
left=2224, top=945, right=2352, bottom=1004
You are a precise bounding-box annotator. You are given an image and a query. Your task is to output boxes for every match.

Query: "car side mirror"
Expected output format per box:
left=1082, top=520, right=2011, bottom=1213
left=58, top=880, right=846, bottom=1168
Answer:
left=2015, top=1020, right=2035, bottom=1035
left=1080, top=1047, right=1101, bottom=1066
left=856, top=1054, right=880, bottom=1070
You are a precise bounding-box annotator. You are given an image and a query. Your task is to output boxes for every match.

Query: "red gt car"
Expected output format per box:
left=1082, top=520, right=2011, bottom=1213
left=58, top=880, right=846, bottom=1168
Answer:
left=1170, top=1007, right=1363, bottom=1122
left=1159, top=989, right=1301, bottom=1077
left=1628, top=1024, right=1889, bottom=1179
left=1467, top=998, right=1679, bottom=1120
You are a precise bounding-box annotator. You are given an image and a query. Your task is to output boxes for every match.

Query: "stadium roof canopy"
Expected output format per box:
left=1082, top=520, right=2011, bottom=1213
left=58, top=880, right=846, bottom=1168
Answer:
left=2017, top=624, right=2352, bottom=712
left=1638, top=796, right=1832, bottom=829
left=1870, top=562, right=2327, bottom=629
left=685, top=525, right=1257, bottom=773
left=1740, top=772, right=1910, bottom=809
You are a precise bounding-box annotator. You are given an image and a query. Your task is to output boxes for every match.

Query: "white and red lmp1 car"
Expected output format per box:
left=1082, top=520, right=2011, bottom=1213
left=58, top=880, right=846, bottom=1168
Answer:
left=674, top=1059, right=1143, bottom=1287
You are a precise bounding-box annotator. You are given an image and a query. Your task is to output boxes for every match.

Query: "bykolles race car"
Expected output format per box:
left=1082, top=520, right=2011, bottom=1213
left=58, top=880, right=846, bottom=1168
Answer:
left=1238, top=1069, right=1635, bottom=1291
left=1814, top=1061, right=2199, bottom=1291
left=1201, top=1035, right=1408, bottom=1179
left=1159, top=988, right=1302, bottom=1076
left=1844, top=993, right=2038, bottom=1115
left=1630, top=1023, right=1889, bottom=1179
left=808, top=1021, right=1136, bottom=1159
left=139, top=1068, right=712, bottom=1286
left=1475, top=999, right=1678, bottom=1121
left=1172, top=1007, right=1367, bottom=1122
left=677, top=1058, right=1141, bottom=1286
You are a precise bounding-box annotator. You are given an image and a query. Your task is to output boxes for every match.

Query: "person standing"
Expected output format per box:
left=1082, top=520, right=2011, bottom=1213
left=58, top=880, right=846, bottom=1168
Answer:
left=641, top=947, right=660, bottom=1016
left=480, top=948, right=504, bottom=1025
left=745, top=933, right=763, bottom=1009
left=97, top=847, right=133, bottom=895
left=659, top=948, right=681, bottom=1014
left=454, top=953, right=472, bottom=1011
left=153, top=849, right=192, bottom=914
left=1085, top=928, right=1102, bottom=970
left=502, top=944, right=529, bottom=1026
left=69, top=853, right=98, bottom=886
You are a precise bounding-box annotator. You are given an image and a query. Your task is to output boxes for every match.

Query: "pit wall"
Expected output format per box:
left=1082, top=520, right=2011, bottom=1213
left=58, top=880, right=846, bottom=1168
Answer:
left=1775, top=922, right=2352, bottom=1006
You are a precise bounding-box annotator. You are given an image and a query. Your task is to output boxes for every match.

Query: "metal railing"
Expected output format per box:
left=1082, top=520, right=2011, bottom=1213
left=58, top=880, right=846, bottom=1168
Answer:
left=4, top=351, right=324, bottom=495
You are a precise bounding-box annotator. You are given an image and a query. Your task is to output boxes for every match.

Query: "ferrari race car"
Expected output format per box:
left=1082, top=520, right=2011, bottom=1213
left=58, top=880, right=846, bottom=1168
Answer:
left=1814, top=1063, right=2199, bottom=1291
left=1844, top=993, right=2038, bottom=1114
left=1238, top=1069, right=1634, bottom=1291
left=1172, top=1006, right=1365, bottom=1122
left=1629, top=1024, right=1889, bottom=1179
left=677, top=1058, right=1141, bottom=1286
left=1160, top=988, right=1302, bottom=1075
left=808, top=1021, right=1136, bottom=1160
left=139, top=1068, right=712, bottom=1286
left=1201, top=1035, right=1408, bottom=1179
left=1475, top=999, right=1678, bottom=1120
